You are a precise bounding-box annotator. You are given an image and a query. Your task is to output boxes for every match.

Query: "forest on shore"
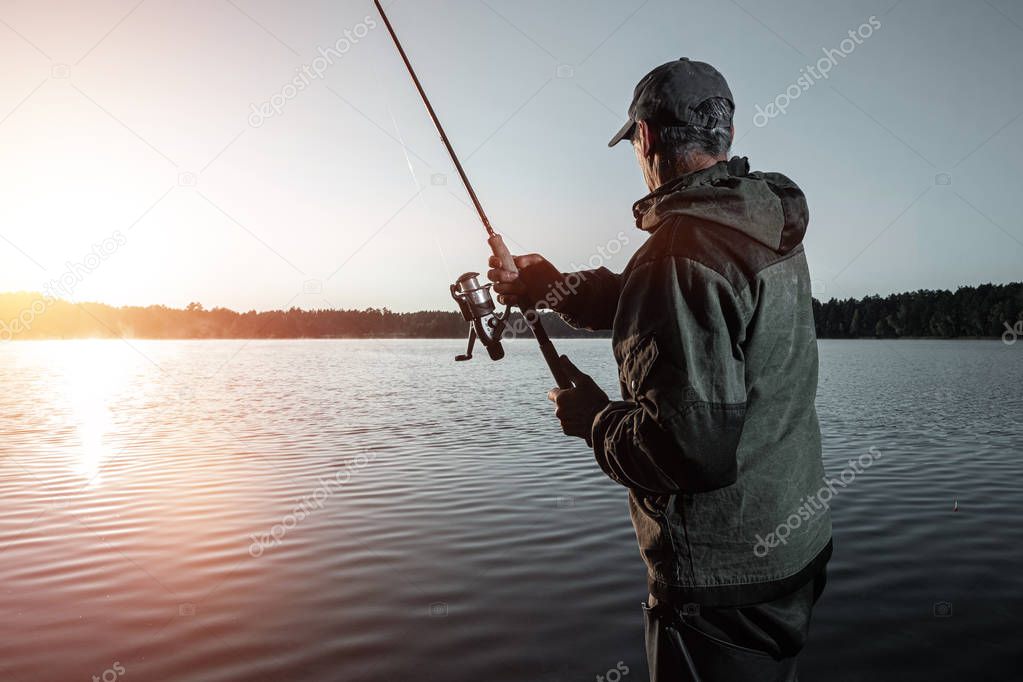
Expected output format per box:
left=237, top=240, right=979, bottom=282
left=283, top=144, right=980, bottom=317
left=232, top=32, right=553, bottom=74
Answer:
left=1, top=282, right=1020, bottom=341
left=812, top=282, right=1021, bottom=339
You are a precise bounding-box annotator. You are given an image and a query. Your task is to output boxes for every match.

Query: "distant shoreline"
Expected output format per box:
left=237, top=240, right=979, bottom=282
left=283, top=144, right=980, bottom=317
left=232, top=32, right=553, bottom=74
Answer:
left=2, top=281, right=1020, bottom=342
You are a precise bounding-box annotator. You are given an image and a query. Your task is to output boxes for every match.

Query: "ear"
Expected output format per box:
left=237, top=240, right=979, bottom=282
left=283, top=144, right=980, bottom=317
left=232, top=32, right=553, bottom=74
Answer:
left=635, top=120, right=655, bottom=160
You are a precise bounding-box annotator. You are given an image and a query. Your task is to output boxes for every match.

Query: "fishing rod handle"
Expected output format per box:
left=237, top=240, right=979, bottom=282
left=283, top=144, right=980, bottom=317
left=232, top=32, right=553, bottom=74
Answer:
left=488, top=233, right=573, bottom=389
left=488, top=233, right=517, bottom=274
left=526, top=310, right=574, bottom=389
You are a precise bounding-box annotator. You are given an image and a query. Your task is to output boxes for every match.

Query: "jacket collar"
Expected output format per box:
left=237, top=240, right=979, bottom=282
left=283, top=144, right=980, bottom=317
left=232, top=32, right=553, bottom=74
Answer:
left=630, top=156, right=808, bottom=254
left=632, top=157, right=751, bottom=228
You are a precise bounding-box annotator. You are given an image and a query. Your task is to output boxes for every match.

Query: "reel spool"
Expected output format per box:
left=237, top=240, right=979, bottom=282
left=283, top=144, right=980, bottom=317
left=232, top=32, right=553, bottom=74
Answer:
left=450, top=272, right=509, bottom=362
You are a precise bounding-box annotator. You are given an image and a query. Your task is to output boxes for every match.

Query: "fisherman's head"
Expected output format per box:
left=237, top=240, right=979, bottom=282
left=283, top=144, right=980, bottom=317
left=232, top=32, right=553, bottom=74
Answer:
left=608, top=58, right=735, bottom=191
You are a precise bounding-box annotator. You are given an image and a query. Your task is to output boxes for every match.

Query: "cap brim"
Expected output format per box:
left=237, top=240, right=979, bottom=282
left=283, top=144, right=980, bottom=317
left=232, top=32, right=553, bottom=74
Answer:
left=608, top=119, right=635, bottom=147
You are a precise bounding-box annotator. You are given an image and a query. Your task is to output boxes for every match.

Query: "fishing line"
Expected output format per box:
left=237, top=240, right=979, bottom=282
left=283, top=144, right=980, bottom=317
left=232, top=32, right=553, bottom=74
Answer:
left=388, top=104, right=455, bottom=281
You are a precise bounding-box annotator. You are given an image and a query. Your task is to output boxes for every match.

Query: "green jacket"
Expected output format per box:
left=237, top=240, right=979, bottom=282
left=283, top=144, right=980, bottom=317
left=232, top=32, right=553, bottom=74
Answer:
left=558, top=157, right=832, bottom=606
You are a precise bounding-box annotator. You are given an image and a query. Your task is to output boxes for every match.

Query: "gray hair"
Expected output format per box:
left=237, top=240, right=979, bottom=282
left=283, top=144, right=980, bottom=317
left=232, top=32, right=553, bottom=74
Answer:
left=643, top=97, right=735, bottom=167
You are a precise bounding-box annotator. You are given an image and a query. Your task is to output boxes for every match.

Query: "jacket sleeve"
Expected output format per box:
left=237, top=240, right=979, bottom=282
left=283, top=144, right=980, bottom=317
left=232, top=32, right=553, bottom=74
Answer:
left=590, top=256, right=750, bottom=494
left=552, top=267, right=623, bottom=331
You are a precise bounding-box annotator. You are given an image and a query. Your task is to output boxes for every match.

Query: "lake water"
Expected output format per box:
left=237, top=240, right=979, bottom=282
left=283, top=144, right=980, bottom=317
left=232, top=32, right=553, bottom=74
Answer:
left=0, top=339, right=1020, bottom=682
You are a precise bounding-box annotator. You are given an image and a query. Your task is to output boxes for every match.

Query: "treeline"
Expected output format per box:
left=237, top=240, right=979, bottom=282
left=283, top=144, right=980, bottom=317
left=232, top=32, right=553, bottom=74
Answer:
left=812, top=282, right=1022, bottom=338
left=1, top=282, right=1020, bottom=340
left=0, top=293, right=599, bottom=340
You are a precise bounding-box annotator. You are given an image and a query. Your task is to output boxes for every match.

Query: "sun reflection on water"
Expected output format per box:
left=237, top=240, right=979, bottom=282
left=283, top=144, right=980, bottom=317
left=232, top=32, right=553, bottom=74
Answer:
left=57, top=340, right=136, bottom=485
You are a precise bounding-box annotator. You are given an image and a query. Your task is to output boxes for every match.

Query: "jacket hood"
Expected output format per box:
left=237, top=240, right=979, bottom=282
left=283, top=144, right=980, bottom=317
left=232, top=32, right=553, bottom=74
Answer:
left=632, top=156, right=809, bottom=255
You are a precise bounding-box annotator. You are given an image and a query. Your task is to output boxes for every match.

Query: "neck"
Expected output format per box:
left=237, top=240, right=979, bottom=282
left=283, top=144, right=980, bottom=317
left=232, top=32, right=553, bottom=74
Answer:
left=650, top=153, right=725, bottom=190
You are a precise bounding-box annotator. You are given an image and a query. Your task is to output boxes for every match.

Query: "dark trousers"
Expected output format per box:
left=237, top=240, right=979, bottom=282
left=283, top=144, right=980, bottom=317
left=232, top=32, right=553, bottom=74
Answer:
left=643, top=569, right=827, bottom=682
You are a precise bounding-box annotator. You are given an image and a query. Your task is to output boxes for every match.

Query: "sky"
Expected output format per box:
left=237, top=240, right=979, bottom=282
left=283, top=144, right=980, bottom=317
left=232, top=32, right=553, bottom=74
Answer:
left=1, top=0, right=1021, bottom=312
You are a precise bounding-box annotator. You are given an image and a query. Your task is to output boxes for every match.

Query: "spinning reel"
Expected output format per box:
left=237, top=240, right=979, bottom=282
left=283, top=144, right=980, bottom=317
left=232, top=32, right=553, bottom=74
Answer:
left=450, top=272, right=509, bottom=362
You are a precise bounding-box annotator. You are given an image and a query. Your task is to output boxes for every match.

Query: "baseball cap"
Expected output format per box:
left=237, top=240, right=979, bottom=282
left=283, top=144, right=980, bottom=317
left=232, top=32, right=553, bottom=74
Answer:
left=608, top=58, right=734, bottom=147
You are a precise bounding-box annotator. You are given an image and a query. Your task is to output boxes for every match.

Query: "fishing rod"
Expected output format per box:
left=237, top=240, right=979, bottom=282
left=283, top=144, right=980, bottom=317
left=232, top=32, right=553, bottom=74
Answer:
left=373, top=0, right=572, bottom=389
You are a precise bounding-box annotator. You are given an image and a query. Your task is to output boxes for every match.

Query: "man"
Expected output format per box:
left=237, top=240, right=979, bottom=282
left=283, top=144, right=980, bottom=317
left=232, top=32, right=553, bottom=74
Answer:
left=487, top=58, right=832, bottom=681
